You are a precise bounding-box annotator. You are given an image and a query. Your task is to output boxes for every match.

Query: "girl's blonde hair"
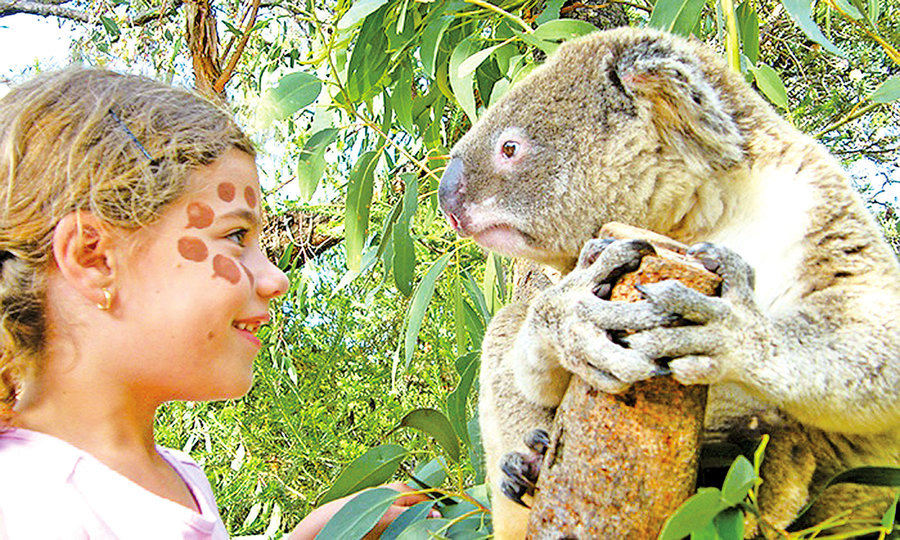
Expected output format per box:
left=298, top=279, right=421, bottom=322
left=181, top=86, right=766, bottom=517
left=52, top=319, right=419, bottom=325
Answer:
left=0, top=67, right=255, bottom=421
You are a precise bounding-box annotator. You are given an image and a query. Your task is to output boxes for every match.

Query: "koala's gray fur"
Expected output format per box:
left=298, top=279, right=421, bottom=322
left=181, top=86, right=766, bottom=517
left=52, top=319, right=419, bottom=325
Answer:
left=438, top=27, right=900, bottom=538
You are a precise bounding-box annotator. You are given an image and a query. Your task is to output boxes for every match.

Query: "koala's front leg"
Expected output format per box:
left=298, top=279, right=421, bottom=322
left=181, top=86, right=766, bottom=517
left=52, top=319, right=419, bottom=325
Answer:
left=512, top=239, right=677, bottom=400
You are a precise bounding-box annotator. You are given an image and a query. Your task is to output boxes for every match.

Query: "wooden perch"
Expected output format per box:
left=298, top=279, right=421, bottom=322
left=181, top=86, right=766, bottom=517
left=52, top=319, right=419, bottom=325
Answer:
left=526, top=223, right=721, bottom=538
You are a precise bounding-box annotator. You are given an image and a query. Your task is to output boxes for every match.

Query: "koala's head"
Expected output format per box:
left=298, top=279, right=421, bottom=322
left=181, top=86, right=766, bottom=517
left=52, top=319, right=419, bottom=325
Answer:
left=438, top=27, right=747, bottom=271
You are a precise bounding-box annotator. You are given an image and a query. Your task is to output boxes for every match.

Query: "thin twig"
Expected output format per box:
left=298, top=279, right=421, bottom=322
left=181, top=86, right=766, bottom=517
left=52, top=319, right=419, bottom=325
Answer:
left=213, top=0, right=261, bottom=93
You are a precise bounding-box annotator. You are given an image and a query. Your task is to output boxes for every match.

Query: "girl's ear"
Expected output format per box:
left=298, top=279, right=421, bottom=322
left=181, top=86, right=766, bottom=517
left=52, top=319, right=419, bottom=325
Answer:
left=52, top=212, right=120, bottom=308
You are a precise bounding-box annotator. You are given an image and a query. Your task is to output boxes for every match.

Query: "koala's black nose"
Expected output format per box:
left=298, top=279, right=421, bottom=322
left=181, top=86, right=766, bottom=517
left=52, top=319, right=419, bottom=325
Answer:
left=438, top=157, right=465, bottom=218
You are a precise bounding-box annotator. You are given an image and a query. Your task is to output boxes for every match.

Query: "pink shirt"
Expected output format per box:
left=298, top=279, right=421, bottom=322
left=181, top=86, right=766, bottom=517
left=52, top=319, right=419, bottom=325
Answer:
left=0, top=428, right=229, bottom=539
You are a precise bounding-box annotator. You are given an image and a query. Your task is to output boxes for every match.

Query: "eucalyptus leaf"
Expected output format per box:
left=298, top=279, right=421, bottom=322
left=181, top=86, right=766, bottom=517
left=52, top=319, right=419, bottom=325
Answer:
left=447, top=351, right=479, bottom=445
left=881, top=492, right=898, bottom=529
left=345, top=151, right=379, bottom=272
left=658, top=488, right=726, bottom=540
left=256, top=72, right=322, bottom=127
left=795, top=466, right=900, bottom=521
left=752, top=62, right=788, bottom=110
left=337, top=0, right=389, bottom=30
left=780, top=0, right=845, bottom=56
left=482, top=251, right=500, bottom=316
left=397, top=408, right=460, bottom=462
left=867, top=0, right=880, bottom=23
left=381, top=500, right=436, bottom=540
left=721, top=455, right=755, bottom=505
left=648, top=0, right=707, bottom=36
left=403, top=252, right=452, bottom=370
left=871, top=77, right=900, bottom=103
left=393, top=69, right=415, bottom=133
left=833, top=0, right=863, bottom=19
left=453, top=275, right=466, bottom=352
left=413, top=457, right=448, bottom=488
left=276, top=243, right=294, bottom=272
left=531, top=19, right=599, bottom=42
left=462, top=270, right=490, bottom=323
left=536, top=0, right=565, bottom=24
left=315, top=487, right=397, bottom=539
left=296, top=127, right=339, bottom=201
left=736, top=2, right=759, bottom=64
left=100, top=16, right=120, bottom=39
left=461, top=300, right=484, bottom=350
left=396, top=518, right=451, bottom=540
left=458, top=42, right=507, bottom=79
left=468, top=418, right=485, bottom=485
left=714, top=507, right=745, bottom=539
left=421, top=16, right=453, bottom=79
left=318, top=444, right=409, bottom=504
left=346, top=7, right=390, bottom=102
left=392, top=174, right=417, bottom=296
left=449, top=38, right=480, bottom=123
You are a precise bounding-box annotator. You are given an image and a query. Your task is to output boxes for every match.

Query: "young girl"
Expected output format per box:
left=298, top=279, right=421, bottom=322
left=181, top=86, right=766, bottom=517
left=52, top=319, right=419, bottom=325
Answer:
left=0, top=67, right=428, bottom=538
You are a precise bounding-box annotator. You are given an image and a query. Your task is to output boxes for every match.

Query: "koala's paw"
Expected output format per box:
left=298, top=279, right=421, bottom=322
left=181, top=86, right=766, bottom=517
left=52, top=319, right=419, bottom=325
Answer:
left=499, top=429, right=551, bottom=508
left=526, top=239, right=675, bottom=393
left=622, top=242, right=773, bottom=385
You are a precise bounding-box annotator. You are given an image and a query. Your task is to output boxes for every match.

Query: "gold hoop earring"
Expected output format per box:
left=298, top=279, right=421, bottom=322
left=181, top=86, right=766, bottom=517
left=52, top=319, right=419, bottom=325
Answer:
left=97, top=288, right=113, bottom=311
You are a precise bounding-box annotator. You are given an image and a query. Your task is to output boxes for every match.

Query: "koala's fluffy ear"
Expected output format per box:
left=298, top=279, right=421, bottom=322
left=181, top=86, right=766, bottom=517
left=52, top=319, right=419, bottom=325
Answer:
left=614, top=41, right=744, bottom=168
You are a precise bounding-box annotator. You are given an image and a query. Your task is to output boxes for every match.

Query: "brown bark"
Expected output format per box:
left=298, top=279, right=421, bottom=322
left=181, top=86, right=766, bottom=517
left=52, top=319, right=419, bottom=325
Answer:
left=184, top=0, right=223, bottom=99
left=526, top=223, right=721, bottom=539
left=260, top=209, right=340, bottom=268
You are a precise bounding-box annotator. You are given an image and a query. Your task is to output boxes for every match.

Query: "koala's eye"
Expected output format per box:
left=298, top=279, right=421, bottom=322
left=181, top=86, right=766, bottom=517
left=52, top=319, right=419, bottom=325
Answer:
left=501, top=141, right=519, bottom=159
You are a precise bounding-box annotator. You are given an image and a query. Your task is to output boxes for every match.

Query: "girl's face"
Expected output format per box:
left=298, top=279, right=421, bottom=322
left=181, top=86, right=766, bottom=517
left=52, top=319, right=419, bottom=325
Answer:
left=111, top=149, right=289, bottom=402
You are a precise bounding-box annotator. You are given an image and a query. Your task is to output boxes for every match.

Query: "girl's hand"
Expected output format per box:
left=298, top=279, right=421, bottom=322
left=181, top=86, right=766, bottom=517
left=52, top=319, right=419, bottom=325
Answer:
left=287, top=482, right=440, bottom=539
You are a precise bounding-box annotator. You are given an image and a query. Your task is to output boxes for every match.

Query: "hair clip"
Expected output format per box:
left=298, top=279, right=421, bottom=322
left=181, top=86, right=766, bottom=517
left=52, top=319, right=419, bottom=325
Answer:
left=0, top=250, right=14, bottom=267
left=108, top=108, right=154, bottom=161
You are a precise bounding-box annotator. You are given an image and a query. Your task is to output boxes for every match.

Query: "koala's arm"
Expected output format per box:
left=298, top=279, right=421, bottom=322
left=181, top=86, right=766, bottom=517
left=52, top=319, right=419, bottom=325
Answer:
left=507, top=238, right=900, bottom=436
left=623, top=245, right=900, bottom=436
left=508, top=239, right=676, bottom=406
left=739, top=287, right=900, bottom=434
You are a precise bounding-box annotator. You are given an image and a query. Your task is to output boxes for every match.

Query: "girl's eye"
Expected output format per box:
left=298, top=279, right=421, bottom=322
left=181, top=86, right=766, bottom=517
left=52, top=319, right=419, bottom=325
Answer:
left=226, top=228, right=249, bottom=247
left=501, top=141, right=519, bottom=158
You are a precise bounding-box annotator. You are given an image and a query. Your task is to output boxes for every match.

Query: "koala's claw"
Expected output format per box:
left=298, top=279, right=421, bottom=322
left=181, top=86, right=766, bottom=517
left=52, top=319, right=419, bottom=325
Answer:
left=499, top=430, right=550, bottom=508
left=499, top=452, right=541, bottom=507
left=688, top=242, right=755, bottom=294
left=524, top=428, right=551, bottom=455
left=577, top=238, right=615, bottom=268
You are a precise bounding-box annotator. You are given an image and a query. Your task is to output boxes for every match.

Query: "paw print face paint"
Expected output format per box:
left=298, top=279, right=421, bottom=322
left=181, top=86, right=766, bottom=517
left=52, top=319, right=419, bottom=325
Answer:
left=239, top=262, right=255, bottom=286
left=213, top=254, right=242, bottom=284
left=186, top=202, right=215, bottom=229
left=178, top=236, right=209, bottom=262
left=179, top=186, right=255, bottom=287
left=244, top=186, right=257, bottom=208
left=218, top=182, right=236, bottom=202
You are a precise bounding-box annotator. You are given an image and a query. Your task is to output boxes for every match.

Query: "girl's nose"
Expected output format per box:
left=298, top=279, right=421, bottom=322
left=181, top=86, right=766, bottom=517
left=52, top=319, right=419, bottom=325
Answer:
left=252, top=249, right=289, bottom=300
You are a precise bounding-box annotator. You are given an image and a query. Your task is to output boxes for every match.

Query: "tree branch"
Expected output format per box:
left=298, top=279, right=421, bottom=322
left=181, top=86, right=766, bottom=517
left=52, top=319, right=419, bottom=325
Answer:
left=213, top=0, right=259, bottom=94
left=0, top=0, right=89, bottom=22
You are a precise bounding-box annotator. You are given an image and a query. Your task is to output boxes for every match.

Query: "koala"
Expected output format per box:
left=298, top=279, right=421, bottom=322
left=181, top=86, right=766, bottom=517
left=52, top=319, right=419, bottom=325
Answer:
left=438, top=27, right=900, bottom=538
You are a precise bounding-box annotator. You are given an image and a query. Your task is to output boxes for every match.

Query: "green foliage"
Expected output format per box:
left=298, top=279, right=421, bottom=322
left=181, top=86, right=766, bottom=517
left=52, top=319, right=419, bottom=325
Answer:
left=660, top=437, right=900, bottom=539
left=35, top=0, right=899, bottom=535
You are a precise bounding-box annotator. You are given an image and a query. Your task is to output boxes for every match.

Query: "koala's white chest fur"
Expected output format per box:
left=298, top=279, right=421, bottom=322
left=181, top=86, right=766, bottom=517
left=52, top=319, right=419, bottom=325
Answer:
left=706, top=163, right=817, bottom=313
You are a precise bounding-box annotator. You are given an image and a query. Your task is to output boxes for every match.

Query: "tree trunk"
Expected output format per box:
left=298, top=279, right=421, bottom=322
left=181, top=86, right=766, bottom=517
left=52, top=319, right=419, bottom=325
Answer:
left=526, top=224, right=721, bottom=538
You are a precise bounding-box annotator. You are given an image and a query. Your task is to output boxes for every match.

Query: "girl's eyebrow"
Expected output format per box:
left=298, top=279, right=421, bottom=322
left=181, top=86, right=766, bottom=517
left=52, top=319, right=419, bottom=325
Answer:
left=218, top=208, right=260, bottom=228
